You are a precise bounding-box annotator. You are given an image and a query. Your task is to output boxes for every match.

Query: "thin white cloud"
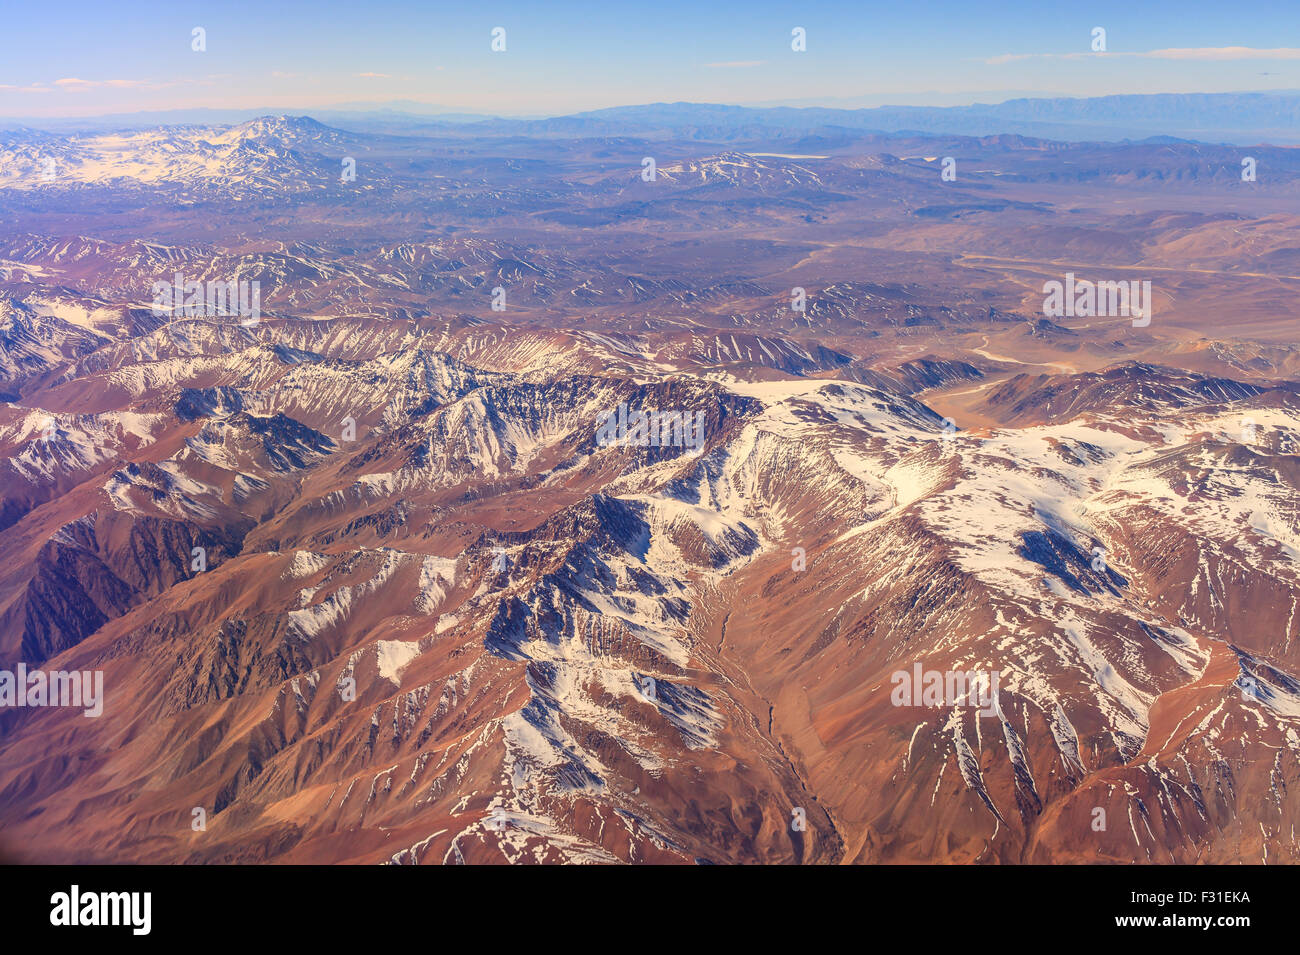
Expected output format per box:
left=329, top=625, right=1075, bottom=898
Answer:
left=987, top=46, right=1300, bottom=64
left=357, top=72, right=392, bottom=78
left=53, top=77, right=155, bottom=90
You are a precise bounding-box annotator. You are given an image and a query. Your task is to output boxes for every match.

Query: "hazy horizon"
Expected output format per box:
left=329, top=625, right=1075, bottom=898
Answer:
left=4, top=0, right=1300, bottom=119
left=3, top=87, right=1300, bottom=125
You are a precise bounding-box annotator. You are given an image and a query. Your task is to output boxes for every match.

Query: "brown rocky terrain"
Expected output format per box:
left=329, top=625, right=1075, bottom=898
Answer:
left=1, top=115, right=1298, bottom=864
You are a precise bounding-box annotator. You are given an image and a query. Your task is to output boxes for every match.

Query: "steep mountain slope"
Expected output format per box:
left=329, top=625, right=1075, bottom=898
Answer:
left=2, top=323, right=1298, bottom=864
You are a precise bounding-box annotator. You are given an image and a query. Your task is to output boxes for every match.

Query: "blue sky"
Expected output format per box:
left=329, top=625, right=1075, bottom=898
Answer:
left=3, top=0, right=1299, bottom=117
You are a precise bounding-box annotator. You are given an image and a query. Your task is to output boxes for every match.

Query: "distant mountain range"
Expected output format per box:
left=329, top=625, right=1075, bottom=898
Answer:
left=566, top=94, right=1300, bottom=144
left=6, top=92, right=1300, bottom=144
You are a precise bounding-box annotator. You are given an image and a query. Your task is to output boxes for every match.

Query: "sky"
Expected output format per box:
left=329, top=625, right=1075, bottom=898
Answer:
left=3, top=0, right=1300, bottom=119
